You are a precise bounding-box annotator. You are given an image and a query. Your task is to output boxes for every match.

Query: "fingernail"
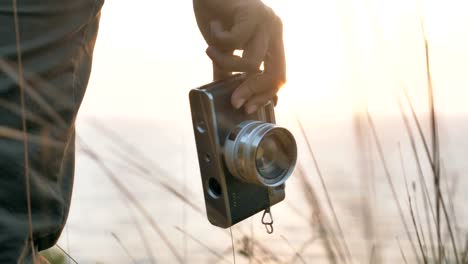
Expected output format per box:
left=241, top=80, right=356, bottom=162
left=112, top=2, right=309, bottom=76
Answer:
left=246, top=105, right=258, bottom=114
left=233, top=98, right=246, bottom=109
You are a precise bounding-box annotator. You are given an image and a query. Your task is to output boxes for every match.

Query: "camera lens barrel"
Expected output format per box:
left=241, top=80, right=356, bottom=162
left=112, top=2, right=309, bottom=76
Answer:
left=224, top=121, right=297, bottom=187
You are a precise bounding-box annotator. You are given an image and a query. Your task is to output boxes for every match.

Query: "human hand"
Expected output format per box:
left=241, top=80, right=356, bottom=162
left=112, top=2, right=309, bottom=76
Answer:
left=193, top=0, right=286, bottom=114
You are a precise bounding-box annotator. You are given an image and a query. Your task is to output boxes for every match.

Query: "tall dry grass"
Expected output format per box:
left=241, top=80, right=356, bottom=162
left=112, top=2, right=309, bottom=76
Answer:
left=2, top=1, right=468, bottom=264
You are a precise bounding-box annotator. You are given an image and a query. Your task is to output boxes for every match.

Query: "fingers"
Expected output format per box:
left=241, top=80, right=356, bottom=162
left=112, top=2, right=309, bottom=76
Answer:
left=241, top=23, right=271, bottom=70
left=206, top=47, right=259, bottom=73
left=244, top=91, right=277, bottom=114
left=264, top=15, right=286, bottom=84
left=230, top=15, right=286, bottom=113
left=209, top=4, right=263, bottom=49
left=206, top=18, right=271, bottom=76
left=210, top=49, right=234, bottom=81
left=231, top=73, right=278, bottom=113
left=231, top=74, right=259, bottom=109
left=213, top=62, right=232, bottom=81
left=197, top=1, right=286, bottom=111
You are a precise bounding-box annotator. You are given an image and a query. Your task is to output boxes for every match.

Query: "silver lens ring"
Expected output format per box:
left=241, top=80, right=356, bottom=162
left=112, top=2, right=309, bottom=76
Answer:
left=224, top=121, right=297, bottom=187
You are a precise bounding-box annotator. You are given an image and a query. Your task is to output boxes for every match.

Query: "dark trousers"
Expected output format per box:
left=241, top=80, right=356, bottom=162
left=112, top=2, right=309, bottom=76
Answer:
left=0, top=0, right=103, bottom=262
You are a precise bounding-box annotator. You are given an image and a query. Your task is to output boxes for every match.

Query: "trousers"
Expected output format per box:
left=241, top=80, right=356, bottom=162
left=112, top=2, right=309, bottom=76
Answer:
left=0, top=0, right=103, bottom=262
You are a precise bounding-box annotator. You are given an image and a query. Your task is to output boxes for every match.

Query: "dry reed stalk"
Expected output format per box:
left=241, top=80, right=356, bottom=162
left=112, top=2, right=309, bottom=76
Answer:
left=287, top=236, right=318, bottom=264
left=409, top=195, right=429, bottom=263
left=230, top=227, right=236, bottom=264
left=400, top=95, right=460, bottom=263
left=441, top=162, right=462, bottom=253
left=56, top=245, right=79, bottom=264
left=98, top=127, right=272, bottom=263
left=399, top=98, right=440, bottom=262
left=111, top=232, right=138, bottom=264
left=285, top=200, right=311, bottom=224
left=366, top=111, right=420, bottom=262
left=280, top=235, right=307, bottom=264
left=90, top=120, right=199, bottom=197
left=4, top=35, right=290, bottom=264
left=420, top=27, right=443, bottom=264
left=80, top=142, right=184, bottom=264
left=181, top=135, right=189, bottom=262
left=108, top=144, right=204, bottom=215
left=216, top=236, right=280, bottom=264
left=9, top=2, right=36, bottom=261
left=0, top=98, right=51, bottom=126
left=397, top=237, right=410, bottom=264
left=353, top=111, right=379, bottom=264
left=414, top=185, right=429, bottom=259
left=175, top=226, right=233, bottom=264
left=247, top=237, right=282, bottom=263
left=461, top=236, right=468, bottom=263
left=121, top=196, right=157, bottom=264
left=296, top=163, right=338, bottom=263
left=0, top=126, right=65, bottom=149
left=369, top=244, right=379, bottom=264
left=0, top=59, right=67, bottom=128
left=81, top=130, right=281, bottom=263
left=297, top=119, right=351, bottom=264
left=399, top=143, right=424, bottom=264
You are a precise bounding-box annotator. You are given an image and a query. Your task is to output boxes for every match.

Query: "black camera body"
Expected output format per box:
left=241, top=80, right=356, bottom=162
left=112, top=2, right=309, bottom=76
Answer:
left=189, top=74, right=295, bottom=228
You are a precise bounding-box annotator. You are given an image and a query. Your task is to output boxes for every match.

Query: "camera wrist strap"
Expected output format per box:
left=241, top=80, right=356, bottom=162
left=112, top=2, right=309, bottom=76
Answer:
left=261, top=207, right=274, bottom=234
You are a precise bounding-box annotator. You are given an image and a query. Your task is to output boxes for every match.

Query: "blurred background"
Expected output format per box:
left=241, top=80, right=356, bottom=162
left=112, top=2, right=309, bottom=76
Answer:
left=53, top=0, right=468, bottom=263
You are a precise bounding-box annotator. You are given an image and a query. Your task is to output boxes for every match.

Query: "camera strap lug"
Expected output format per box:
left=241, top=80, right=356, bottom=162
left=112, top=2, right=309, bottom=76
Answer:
left=261, top=207, right=274, bottom=234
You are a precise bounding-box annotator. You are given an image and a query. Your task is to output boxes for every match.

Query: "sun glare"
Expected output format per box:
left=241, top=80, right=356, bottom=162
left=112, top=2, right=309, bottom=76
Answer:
left=81, top=0, right=468, bottom=120
left=267, top=0, right=468, bottom=119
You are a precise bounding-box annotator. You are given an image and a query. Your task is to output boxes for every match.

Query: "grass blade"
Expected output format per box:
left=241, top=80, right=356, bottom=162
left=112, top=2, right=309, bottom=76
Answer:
left=80, top=142, right=184, bottom=264
left=399, top=98, right=460, bottom=262
left=111, top=232, right=138, bottom=264
left=280, top=235, right=307, bottom=264
left=397, top=237, right=410, bottom=264
left=366, top=110, right=420, bottom=262
left=297, top=118, right=351, bottom=264
left=175, top=226, right=232, bottom=264
left=296, top=163, right=338, bottom=263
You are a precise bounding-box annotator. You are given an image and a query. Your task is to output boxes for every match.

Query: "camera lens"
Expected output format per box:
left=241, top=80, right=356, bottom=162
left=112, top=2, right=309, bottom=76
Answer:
left=224, top=121, right=297, bottom=187
left=256, top=132, right=291, bottom=179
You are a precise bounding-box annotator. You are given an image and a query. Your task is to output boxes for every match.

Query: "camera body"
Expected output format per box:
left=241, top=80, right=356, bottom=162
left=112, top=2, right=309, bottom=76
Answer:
left=189, top=74, right=293, bottom=228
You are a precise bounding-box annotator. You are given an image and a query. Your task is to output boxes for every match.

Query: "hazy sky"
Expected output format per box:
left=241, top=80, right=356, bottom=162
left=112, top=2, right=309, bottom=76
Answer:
left=78, top=0, right=468, bottom=121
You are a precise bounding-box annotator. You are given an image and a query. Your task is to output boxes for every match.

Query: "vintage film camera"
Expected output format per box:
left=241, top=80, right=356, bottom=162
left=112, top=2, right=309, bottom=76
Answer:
left=189, top=74, right=297, bottom=228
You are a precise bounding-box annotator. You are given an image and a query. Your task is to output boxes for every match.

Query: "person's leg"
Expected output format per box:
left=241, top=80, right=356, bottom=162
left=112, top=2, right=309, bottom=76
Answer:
left=0, top=0, right=103, bottom=262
